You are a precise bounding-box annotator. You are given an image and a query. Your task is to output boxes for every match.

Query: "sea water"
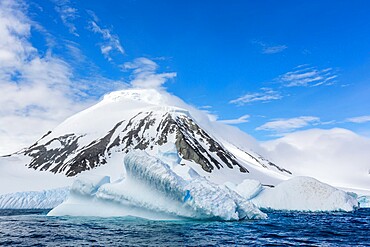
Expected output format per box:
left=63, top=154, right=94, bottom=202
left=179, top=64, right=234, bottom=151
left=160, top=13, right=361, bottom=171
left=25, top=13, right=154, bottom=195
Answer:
left=0, top=209, right=369, bottom=246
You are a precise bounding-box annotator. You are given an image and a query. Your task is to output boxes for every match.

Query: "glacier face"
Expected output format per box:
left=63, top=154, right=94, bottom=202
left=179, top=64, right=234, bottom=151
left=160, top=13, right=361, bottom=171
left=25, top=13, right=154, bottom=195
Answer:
left=49, top=151, right=267, bottom=220
left=0, top=187, right=69, bottom=209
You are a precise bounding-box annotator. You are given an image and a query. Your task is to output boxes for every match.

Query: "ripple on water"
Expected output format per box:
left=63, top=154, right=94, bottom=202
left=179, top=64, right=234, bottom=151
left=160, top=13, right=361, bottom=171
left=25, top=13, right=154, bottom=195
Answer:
left=0, top=209, right=369, bottom=246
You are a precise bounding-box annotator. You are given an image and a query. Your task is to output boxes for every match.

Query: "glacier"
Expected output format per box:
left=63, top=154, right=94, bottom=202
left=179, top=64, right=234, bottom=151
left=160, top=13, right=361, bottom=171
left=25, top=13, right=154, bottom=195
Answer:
left=251, top=176, right=358, bottom=212
left=0, top=187, right=69, bottom=209
left=48, top=151, right=267, bottom=220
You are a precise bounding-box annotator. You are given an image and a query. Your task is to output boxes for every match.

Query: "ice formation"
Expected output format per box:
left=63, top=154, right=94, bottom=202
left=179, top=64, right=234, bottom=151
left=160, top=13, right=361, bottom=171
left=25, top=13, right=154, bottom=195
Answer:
left=49, top=151, right=266, bottom=220
left=224, top=179, right=263, bottom=200
left=358, top=196, right=370, bottom=208
left=0, top=187, right=69, bottom=209
left=251, top=176, right=358, bottom=212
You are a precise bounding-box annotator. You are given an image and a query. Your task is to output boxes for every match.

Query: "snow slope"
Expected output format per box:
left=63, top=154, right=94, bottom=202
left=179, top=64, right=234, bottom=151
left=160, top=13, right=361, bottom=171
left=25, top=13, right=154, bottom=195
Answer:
left=251, top=177, right=358, bottom=212
left=0, top=155, right=72, bottom=195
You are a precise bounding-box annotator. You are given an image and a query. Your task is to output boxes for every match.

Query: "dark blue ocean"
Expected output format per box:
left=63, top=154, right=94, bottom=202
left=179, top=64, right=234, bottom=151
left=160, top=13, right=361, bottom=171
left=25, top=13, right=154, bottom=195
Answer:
left=0, top=209, right=369, bottom=246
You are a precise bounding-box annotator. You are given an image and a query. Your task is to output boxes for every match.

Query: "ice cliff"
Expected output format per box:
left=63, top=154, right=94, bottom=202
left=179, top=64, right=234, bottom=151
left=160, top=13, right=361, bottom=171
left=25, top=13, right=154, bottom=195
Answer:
left=48, top=151, right=267, bottom=220
left=0, top=187, right=69, bottom=209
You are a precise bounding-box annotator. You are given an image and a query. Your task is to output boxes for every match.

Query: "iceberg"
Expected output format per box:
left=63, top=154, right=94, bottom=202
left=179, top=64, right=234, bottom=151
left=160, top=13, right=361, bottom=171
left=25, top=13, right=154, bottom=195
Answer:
left=49, top=151, right=266, bottom=220
left=251, top=176, right=358, bottom=212
left=224, top=179, right=263, bottom=200
left=358, top=196, right=370, bottom=208
left=0, top=187, right=69, bottom=209
left=71, top=175, right=110, bottom=196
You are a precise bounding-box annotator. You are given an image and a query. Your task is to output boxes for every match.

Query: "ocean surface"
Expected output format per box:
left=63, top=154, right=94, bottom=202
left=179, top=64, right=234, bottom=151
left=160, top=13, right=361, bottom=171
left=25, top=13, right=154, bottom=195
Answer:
left=0, top=209, right=369, bottom=246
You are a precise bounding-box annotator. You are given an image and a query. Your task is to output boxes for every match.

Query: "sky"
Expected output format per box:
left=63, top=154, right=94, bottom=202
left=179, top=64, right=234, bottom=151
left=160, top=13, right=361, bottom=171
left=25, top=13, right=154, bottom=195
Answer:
left=1, top=0, right=370, bottom=156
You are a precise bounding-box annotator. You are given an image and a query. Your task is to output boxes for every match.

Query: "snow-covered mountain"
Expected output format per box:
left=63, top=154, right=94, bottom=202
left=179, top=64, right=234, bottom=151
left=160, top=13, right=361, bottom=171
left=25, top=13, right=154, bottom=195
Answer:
left=7, top=88, right=291, bottom=185
left=0, top=88, right=364, bottom=216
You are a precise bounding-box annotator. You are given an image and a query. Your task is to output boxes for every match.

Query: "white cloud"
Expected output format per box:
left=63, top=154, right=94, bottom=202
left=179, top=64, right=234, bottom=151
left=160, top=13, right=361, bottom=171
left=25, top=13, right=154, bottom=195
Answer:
left=279, top=65, right=337, bottom=87
left=219, top=114, right=250, bottom=125
left=256, top=116, right=321, bottom=133
left=123, top=57, right=176, bottom=89
left=230, top=88, right=282, bottom=106
left=253, top=40, right=287, bottom=54
left=53, top=0, right=79, bottom=36
left=262, top=128, right=370, bottom=190
left=0, top=0, right=94, bottom=155
left=88, top=13, right=124, bottom=61
left=262, top=45, right=288, bottom=54
left=199, top=105, right=212, bottom=110
left=63, top=40, right=86, bottom=62
left=346, top=115, right=370, bottom=124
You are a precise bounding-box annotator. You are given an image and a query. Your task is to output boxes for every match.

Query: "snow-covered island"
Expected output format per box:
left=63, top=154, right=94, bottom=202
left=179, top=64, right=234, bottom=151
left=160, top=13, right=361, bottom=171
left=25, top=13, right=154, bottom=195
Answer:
left=0, top=89, right=368, bottom=219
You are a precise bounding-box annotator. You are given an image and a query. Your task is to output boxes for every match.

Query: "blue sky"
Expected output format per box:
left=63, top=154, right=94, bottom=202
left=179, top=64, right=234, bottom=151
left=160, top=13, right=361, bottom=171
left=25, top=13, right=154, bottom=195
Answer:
left=1, top=0, right=370, bottom=153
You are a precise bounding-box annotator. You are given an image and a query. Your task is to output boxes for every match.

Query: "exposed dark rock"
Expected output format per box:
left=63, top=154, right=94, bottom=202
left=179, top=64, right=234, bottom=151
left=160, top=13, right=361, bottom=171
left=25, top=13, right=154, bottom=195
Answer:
left=20, top=110, right=255, bottom=176
left=262, top=184, right=275, bottom=188
left=109, top=111, right=247, bottom=174
left=267, top=161, right=292, bottom=175
left=117, top=112, right=155, bottom=151
left=175, top=130, right=214, bottom=172
left=174, top=115, right=248, bottom=173
left=40, top=130, right=52, bottom=140
left=24, top=121, right=124, bottom=176
left=52, top=120, right=124, bottom=176
left=24, top=134, right=81, bottom=172
left=238, top=147, right=291, bottom=175
left=156, top=114, right=176, bottom=145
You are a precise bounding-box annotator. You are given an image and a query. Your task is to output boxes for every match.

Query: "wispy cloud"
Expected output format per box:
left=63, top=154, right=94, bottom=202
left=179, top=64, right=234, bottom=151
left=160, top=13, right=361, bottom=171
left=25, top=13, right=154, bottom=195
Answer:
left=253, top=40, right=287, bottom=54
left=279, top=65, right=337, bottom=87
left=87, top=11, right=124, bottom=61
left=230, top=88, right=282, bottom=106
left=219, top=114, right=250, bottom=125
left=256, top=116, right=321, bottom=134
left=63, top=40, right=86, bottom=62
left=346, top=115, right=370, bottom=124
left=199, top=105, right=212, bottom=110
left=262, top=45, right=288, bottom=54
left=52, top=0, right=79, bottom=36
left=123, top=57, right=176, bottom=89
left=0, top=0, right=95, bottom=154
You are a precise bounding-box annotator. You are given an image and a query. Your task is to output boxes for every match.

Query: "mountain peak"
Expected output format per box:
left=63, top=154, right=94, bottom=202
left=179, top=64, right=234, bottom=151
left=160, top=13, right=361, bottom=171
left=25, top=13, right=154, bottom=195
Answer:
left=7, top=88, right=291, bottom=185
left=103, top=88, right=171, bottom=106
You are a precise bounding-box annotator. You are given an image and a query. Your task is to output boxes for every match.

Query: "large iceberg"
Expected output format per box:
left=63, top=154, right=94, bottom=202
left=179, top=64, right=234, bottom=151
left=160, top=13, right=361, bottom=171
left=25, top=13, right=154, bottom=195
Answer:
left=48, top=152, right=360, bottom=218
left=48, top=151, right=266, bottom=220
left=251, top=176, right=358, bottom=212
